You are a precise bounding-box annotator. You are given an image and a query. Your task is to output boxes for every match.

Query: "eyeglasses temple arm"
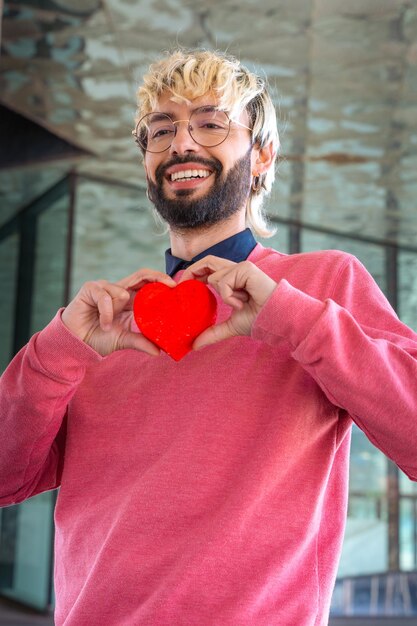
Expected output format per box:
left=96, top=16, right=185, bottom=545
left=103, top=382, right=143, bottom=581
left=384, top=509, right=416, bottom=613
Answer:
left=232, top=119, right=252, bottom=131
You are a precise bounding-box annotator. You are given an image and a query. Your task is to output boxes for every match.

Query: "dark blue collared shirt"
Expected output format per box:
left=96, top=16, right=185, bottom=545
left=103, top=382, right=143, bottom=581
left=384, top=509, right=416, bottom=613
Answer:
left=165, top=228, right=258, bottom=277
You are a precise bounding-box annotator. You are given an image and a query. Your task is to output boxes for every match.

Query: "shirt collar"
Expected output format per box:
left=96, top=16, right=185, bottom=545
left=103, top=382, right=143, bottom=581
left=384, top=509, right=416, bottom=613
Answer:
left=165, top=228, right=257, bottom=277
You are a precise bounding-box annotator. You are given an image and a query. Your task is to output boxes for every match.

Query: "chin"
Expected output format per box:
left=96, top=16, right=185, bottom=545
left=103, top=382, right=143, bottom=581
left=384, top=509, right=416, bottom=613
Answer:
left=170, top=188, right=196, bottom=198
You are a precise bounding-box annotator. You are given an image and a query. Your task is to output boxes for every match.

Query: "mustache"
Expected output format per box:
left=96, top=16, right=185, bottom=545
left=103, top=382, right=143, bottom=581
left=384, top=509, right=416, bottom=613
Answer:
left=155, top=155, right=223, bottom=182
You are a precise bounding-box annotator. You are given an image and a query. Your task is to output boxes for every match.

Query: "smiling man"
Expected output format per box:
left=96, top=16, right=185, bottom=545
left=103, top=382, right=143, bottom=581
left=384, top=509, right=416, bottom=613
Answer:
left=1, top=49, right=417, bottom=626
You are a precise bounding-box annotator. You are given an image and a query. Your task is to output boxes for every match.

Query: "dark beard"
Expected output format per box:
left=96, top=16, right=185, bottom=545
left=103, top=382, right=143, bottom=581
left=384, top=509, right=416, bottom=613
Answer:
left=147, top=148, right=252, bottom=231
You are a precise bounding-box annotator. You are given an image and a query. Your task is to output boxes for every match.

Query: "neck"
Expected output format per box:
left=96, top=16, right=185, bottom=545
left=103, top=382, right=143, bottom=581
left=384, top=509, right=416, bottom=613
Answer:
left=169, top=213, right=246, bottom=261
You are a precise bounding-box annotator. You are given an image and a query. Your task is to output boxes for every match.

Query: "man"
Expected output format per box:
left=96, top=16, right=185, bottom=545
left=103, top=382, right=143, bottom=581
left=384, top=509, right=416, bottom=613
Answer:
left=1, top=49, right=417, bottom=626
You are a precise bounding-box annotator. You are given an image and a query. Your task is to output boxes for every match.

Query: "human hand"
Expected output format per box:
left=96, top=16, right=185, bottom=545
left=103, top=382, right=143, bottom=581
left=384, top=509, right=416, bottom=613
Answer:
left=178, top=256, right=277, bottom=350
left=61, top=269, right=177, bottom=356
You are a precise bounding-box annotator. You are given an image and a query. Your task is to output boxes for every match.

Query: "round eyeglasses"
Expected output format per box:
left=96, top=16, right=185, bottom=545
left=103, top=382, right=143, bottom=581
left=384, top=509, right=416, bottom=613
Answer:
left=132, top=105, right=252, bottom=153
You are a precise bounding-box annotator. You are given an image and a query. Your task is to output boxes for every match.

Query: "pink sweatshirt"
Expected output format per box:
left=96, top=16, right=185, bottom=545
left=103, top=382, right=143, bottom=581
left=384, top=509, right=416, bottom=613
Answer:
left=1, top=243, right=417, bottom=626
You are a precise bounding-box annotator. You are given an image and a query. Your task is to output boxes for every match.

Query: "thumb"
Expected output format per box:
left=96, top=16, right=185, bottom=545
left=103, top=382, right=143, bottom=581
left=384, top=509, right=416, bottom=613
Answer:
left=120, top=331, right=161, bottom=356
left=193, top=320, right=236, bottom=351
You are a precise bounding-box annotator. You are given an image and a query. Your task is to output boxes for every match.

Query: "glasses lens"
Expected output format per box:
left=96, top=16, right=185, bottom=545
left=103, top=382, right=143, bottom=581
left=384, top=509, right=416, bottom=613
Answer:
left=136, top=113, right=175, bottom=152
left=189, top=107, right=230, bottom=147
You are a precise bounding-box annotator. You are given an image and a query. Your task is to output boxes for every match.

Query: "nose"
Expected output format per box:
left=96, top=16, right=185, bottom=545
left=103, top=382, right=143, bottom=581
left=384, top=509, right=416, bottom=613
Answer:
left=169, top=120, right=200, bottom=155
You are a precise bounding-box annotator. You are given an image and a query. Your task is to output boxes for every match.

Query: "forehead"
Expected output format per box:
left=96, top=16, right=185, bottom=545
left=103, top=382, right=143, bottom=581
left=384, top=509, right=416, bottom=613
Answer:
left=154, top=90, right=217, bottom=115
left=152, top=90, right=249, bottom=126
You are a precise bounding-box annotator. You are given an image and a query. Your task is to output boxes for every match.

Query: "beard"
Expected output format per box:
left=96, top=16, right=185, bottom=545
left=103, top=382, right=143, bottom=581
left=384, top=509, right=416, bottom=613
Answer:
left=147, top=148, right=252, bottom=231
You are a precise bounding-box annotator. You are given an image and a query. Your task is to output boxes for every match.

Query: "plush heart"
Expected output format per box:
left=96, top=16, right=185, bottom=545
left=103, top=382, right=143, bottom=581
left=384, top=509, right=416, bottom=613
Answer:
left=133, top=279, right=217, bottom=361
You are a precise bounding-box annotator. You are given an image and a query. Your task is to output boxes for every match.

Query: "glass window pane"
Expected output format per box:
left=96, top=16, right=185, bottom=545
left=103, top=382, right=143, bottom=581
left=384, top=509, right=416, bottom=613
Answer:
left=0, top=493, right=54, bottom=610
left=349, top=425, right=387, bottom=495
left=398, top=251, right=417, bottom=331
left=400, top=471, right=417, bottom=496
left=301, top=230, right=386, bottom=294
left=303, top=160, right=386, bottom=242
left=0, top=184, right=68, bottom=610
left=400, top=499, right=417, bottom=571
left=0, top=234, right=19, bottom=371
left=0, top=167, right=69, bottom=229
left=337, top=425, right=388, bottom=577
left=267, top=161, right=292, bottom=221
left=263, top=222, right=289, bottom=254
left=31, top=195, right=69, bottom=335
left=0, top=507, right=18, bottom=588
left=71, top=180, right=168, bottom=295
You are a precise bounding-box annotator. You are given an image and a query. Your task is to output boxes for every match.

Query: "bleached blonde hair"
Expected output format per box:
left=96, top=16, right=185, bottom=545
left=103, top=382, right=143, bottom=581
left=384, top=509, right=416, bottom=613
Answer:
left=136, top=49, right=279, bottom=238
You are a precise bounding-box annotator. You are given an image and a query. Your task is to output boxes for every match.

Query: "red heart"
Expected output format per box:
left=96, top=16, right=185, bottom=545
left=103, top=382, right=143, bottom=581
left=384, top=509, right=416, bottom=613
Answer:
left=133, top=279, right=217, bottom=361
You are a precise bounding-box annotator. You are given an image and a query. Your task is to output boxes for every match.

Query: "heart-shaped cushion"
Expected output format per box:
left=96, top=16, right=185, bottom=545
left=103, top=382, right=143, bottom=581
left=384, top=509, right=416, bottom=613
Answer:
left=133, top=279, right=217, bottom=361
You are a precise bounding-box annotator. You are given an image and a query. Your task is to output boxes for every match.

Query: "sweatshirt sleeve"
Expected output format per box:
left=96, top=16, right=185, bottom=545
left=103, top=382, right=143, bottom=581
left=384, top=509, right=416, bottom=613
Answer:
left=252, top=254, right=417, bottom=481
left=0, top=309, right=102, bottom=506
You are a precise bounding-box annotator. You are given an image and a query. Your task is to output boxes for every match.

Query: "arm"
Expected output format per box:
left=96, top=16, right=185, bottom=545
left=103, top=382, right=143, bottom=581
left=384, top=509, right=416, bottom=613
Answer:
left=253, top=255, right=417, bottom=480
left=180, top=254, right=417, bottom=480
left=0, top=312, right=100, bottom=506
left=0, top=269, right=176, bottom=506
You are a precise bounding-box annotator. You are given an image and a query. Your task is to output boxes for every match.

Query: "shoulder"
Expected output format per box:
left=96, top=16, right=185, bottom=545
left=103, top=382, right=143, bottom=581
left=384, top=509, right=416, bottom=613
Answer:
left=249, top=243, right=395, bottom=317
left=248, top=243, right=357, bottom=288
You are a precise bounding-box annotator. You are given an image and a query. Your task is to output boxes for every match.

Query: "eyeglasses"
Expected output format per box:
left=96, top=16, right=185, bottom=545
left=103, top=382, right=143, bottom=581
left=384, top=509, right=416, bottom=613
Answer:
left=132, top=105, right=252, bottom=153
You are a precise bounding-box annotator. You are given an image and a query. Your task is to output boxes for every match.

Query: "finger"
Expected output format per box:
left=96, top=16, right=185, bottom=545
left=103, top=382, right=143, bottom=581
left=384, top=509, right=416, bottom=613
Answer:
left=207, top=268, right=249, bottom=308
left=224, top=295, right=244, bottom=309
left=125, top=290, right=137, bottom=311
left=232, top=289, right=249, bottom=303
left=93, top=292, right=112, bottom=331
left=119, top=331, right=161, bottom=356
left=87, top=283, right=130, bottom=331
left=80, top=283, right=124, bottom=331
left=117, top=269, right=176, bottom=291
left=179, top=256, right=236, bottom=283
left=210, top=280, right=243, bottom=309
left=192, top=319, right=237, bottom=351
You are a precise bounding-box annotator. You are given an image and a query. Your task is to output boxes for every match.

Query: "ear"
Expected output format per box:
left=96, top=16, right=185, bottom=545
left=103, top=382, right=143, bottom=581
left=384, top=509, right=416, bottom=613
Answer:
left=250, top=141, right=275, bottom=177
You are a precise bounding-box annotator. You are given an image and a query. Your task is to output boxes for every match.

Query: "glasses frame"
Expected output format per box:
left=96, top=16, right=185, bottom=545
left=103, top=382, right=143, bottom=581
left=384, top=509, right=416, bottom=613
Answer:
left=132, top=106, right=252, bottom=153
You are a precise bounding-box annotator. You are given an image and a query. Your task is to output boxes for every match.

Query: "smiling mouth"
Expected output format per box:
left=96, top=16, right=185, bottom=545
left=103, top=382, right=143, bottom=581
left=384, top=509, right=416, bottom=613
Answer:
left=169, top=169, right=211, bottom=182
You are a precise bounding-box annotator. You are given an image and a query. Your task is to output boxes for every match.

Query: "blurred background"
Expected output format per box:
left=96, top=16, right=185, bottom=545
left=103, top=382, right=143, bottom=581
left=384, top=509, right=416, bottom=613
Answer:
left=1, top=0, right=417, bottom=622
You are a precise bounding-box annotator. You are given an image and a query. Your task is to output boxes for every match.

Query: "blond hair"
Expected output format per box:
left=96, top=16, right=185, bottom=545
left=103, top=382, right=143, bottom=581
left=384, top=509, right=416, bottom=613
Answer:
left=136, top=49, right=279, bottom=238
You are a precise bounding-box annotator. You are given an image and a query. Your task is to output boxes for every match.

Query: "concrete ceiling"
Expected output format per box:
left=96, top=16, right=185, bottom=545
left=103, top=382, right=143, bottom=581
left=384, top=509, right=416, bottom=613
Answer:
left=1, top=0, right=417, bottom=249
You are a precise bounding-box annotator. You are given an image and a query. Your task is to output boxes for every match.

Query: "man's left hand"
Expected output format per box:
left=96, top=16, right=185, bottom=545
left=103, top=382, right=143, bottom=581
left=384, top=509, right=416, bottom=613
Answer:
left=178, top=256, right=277, bottom=350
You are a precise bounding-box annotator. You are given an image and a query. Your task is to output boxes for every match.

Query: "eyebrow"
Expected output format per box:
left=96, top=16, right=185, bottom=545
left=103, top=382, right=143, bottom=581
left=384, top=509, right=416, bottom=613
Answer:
left=154, top=104, right=218, bottom=119
left=147, top=112, right=174, bottom=123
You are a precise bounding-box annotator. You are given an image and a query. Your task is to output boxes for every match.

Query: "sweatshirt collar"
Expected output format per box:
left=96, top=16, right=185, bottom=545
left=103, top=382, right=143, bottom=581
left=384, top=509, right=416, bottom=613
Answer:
left=165, top=228, right=257, bottom=277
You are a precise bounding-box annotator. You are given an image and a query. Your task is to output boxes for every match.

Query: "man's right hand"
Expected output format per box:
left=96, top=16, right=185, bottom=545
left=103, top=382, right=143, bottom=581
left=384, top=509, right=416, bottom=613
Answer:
left=61, top=269, right=177, bottom=357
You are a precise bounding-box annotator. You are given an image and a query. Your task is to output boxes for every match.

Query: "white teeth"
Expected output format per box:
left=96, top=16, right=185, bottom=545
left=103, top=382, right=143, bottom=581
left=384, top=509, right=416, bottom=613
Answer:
left=170, top=169, right=210, bottom=182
